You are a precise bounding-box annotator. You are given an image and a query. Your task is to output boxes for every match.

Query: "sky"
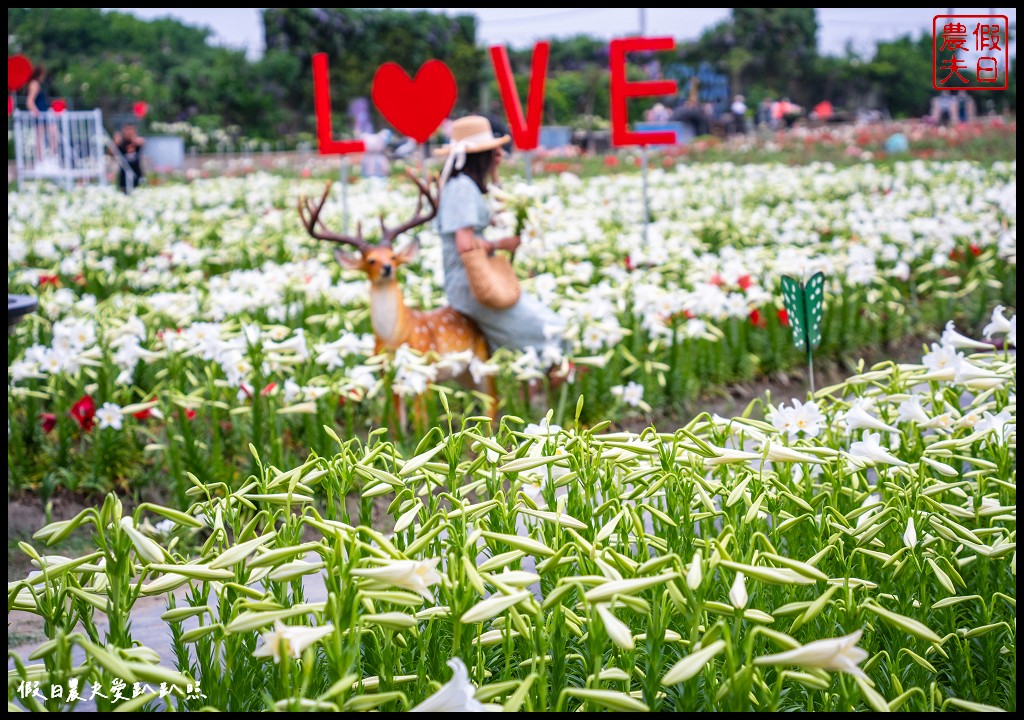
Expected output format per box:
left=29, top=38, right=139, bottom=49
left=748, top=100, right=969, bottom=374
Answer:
left=108, top=8, right=1017, bottom=59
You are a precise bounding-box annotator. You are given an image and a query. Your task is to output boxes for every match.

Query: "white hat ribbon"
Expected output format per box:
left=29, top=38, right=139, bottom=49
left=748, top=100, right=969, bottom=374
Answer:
left=439, top=130, right=500, bottom=187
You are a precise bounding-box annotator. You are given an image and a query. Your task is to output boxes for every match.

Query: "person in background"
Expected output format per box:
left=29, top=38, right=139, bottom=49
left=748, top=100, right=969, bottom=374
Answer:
left=26, top=65, right=50, bottom=116
left=26, top=65, right=57, bottom=161
left=360, top=128, right=391, bottom=184
left=729, top=95, right=747, bottom=134
left=811, top=100, right=834, bottom=122
left=757, top=97, right=774, bottom=128
left=113, top=123, right=145, bottom=193
left=645, top=102, right=672, bottom=122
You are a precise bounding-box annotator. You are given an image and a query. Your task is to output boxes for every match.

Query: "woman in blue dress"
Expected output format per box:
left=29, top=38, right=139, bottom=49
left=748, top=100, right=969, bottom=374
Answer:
left=434, top=116, right=567, bottom=357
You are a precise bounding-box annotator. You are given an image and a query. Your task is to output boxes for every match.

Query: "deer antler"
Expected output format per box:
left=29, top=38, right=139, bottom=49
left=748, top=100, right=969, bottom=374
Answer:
left=298, top=181, right=370, bottom=253
left=380, top=170, right=440, bottom=248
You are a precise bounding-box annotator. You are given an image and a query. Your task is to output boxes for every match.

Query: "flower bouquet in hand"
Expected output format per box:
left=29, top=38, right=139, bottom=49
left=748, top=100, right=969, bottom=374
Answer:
left=489, top=183, right=539, bottom=238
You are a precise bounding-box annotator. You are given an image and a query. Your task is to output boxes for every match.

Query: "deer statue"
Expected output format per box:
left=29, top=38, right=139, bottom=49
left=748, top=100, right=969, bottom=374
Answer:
left=298, top=171, right=496, bottom=424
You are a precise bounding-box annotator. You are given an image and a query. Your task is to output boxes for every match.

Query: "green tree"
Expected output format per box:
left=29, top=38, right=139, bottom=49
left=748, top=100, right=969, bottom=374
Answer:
left=261, top=8, right=484, bottom=133
left=865, top=34, right=935, bottom=118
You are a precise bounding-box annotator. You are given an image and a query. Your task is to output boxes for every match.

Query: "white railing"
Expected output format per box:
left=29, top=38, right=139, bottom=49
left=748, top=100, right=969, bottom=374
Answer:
left=12, top=109, right=108, bottom=190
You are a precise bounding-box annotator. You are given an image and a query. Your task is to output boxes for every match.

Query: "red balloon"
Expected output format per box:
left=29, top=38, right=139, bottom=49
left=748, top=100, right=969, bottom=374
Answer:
left=372, top=60, right=457, bottom=143
left=133, top=100, right=148, bottom=118
left=8, top=55, right=33, bottom=91
left=50, top=98, right=67, bottom=113
left=8, top=95, right=13, bottom=116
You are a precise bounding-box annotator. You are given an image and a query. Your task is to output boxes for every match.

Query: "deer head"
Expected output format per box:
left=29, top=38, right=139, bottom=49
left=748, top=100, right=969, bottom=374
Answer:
left=299, top=170, right=439, bottom=285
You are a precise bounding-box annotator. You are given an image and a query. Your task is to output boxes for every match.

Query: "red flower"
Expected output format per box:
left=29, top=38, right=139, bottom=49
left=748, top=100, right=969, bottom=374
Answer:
left=133, top=397, right=159, bottom=420
left=749, top=309, right=765, bottom=327
left=709, top=274, right=724, bottom=287
left=40, top=413, right=57, bottom=433
left=603, top=155, right=619, bottom=167
left=777, top=308, right=790, bottom=326
left=38, top=274, right=60, bottom=287
left=737, top=275, right=753, bottom=291
left=969, top=244, right=981, bottom=257
left=624, top=255, right=633, bottom=272
left=949, top=248, right=964, bottom=262
left=261, top=382, right=277, bottom=397
left=183, top=408, right=197, bottom=421
left=69, top=395, right=96, bottom=431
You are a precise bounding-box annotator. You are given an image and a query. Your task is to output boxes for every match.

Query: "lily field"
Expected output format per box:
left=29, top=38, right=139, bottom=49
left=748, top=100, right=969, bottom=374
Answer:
left=6, top=149, right=1017, bottom=711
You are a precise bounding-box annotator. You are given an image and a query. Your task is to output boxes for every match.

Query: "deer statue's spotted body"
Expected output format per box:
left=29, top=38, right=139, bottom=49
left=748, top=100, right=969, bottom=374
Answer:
left=299, top=172, right=496, bottom=423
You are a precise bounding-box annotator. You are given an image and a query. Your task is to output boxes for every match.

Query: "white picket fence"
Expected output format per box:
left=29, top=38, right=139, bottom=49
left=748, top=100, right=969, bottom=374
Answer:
left=11, top=109, right=128, bottom=190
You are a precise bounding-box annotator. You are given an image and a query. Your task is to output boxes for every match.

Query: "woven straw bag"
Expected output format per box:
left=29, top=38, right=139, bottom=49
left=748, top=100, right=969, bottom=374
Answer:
left=460, top=247, right=521, bottom=309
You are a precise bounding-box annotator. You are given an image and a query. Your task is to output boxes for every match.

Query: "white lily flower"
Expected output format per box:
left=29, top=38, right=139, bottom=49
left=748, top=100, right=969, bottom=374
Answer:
left=897, top=397, right=930, bottom=424
left=253, top=620, right=333, bottom=662
left=410, top=658, right=500, bottom=712
left=350, top=558, right=442, bottom=600
left=921, top=343, right=963, bottom=379
left=976, top=410, right=1014, bottom=443
left=754, top=629, right=869, bottom=678
left=596, top=604, right=635, bottom=651
left=842, top=404, right=898, bottom=434
left=903, top=517, right=917, bottom=548
left=940, top=321, right=993, bottom=350
left=953, top=360, right=1004, bottom=386
left=686, top=550, right=703, bottom=590
left=119, top=517, right=166, bottom=564
left=96, top=402, right=124, bottom=430
left=982, top=305, right=1014, bottom=344
left=729, top=572, right=748, bottom=609
left=848, top=432, right=907, bottom=467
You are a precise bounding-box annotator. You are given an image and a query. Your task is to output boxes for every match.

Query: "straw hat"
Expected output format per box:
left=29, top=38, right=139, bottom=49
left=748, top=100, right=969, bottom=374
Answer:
left=434, top=115, right=510, bottom=157
left=434, top=115, right=510, bottom=186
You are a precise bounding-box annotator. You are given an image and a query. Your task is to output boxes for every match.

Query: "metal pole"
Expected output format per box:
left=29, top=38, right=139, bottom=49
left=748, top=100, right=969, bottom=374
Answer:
left=640, top=145, right=650, bottom=245
left=60, top=113, right=73, bottom=191
left=524, top=149, right=533, bottom=184
left=14, top=111, right=25, bottom=191
left=639, top=8, right=647, bottom=35
left=807, top=349, right=815, bottom=396
left=421, top=142, right=429, bottom=183
left=94, top=109, right=106, bottom=187
left=339, top=155, right=350, bottom=234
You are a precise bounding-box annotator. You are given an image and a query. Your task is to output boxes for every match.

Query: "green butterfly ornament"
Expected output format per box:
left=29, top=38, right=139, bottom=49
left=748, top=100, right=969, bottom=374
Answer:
left=780, top=272, right=825, bottom=391
left=781, top=272, right=825, bottom=351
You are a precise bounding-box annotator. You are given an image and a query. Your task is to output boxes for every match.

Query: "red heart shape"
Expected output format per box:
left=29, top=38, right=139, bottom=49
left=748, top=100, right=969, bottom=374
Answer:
left=8, top=55, right=33, bottom=92
left=372, top=60, right=457, bottom=143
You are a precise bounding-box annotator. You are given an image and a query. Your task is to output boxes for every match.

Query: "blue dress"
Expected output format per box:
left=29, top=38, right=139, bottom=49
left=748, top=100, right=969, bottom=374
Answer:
left=436, top=175, right=567, bottom=355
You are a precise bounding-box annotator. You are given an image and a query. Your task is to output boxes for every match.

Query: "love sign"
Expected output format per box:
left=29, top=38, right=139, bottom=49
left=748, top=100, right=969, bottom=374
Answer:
left=371, top=60, right=457, bottom=144
left=490, top=42, right=549, bottom=152
left=313, top=36, right=679, bottom=156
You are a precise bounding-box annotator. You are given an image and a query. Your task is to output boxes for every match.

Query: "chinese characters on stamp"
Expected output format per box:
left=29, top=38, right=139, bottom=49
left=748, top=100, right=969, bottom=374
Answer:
left=933, top=15, right=1009, bottom=91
